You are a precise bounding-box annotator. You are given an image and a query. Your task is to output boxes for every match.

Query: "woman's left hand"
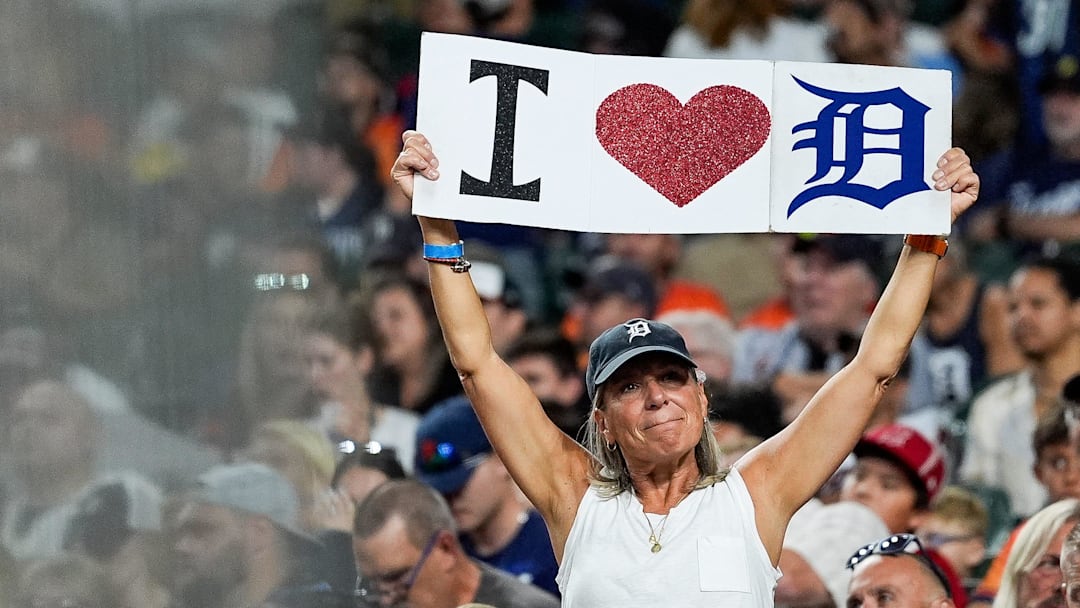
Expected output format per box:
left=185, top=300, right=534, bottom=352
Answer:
left=931, top=148, right=980, bottom=225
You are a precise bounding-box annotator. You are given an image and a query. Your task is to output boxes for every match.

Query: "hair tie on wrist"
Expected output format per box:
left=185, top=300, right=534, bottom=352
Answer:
left=423, top=241, right=464, bottom=260
left=422, top=240, right=471, bottom=273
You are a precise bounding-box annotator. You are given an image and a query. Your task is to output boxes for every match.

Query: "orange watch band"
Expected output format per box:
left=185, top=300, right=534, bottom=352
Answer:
left=904, top=234, right=949, bottom=258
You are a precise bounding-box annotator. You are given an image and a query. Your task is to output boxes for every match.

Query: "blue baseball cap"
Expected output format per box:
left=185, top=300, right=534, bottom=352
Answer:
left=585, top=318, right=697, bottom=402
left=415, top=396, right=492, bottom=495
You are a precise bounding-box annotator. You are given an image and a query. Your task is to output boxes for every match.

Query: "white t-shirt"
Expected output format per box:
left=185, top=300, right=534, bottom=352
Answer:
left=557, top=468, right=780, bottom=607
left=960, top=370, right=1045, bottom=517
left=311, top=403, right=420, bottom=473
left=370, top=406, right=419, bottom=474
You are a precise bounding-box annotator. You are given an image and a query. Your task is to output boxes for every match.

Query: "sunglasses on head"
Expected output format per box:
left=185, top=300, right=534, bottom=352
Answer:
left=338, top=440, right=398, bottom=457
left=847, top=533, right=953, bottom=598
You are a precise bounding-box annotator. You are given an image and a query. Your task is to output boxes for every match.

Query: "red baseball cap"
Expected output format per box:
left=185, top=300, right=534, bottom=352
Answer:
left=854, top=424, right=946, bottom=504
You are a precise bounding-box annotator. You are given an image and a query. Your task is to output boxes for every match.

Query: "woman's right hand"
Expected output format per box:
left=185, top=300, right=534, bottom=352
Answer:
left=391, top=130, right=440, bottom=201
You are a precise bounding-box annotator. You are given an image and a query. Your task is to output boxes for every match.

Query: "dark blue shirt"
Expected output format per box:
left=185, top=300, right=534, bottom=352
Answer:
left=461, top=509, right=560, bottom=597
left=989, top=0, right=1080, bottom=151
left=925, top=283, right=990, bottom=414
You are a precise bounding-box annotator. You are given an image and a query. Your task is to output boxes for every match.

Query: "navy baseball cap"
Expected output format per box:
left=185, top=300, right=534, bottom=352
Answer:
left=415, top=396, right=493, bottom=494
left=585, top=318, right=697, bottom=402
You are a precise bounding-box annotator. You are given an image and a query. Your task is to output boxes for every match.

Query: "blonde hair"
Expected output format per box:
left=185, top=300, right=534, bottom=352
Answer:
left=930, top=486, right=989, bottom=539
left=583, top=368, right=727, bottom=498
left=994, top=498, right=1080, bottom=608
left=245, top=420, right=337, bottom=531
left=252, top=420, right=336, bottom=483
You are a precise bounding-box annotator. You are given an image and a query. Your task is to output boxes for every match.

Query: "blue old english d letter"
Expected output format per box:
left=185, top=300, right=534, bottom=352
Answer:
left=788, top=77, right=931, bottom=217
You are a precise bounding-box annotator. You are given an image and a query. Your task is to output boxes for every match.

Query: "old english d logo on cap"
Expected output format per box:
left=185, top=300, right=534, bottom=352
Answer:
left=624, top=319, right=652, bottom=342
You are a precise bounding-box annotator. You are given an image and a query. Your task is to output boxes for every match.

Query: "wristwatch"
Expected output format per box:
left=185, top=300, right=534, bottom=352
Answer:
left=904, top=234, right=949, bottom=258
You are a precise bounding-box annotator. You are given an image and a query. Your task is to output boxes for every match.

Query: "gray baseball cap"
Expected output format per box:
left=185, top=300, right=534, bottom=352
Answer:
left=193, top=462, right=319, bottom=546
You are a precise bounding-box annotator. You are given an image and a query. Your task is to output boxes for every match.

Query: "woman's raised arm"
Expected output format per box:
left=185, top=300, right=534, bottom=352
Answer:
left=393, top=131, right=591, bottom=556
left=736, top=148, right=980, bottom=564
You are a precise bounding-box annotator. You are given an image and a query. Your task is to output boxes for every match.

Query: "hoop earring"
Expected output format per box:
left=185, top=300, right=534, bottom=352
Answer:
left=606, top=441, right=617, bottom=452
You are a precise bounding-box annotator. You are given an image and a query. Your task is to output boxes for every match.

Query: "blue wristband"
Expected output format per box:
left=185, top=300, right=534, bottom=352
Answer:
left=423, top=241, right=464, bottom=260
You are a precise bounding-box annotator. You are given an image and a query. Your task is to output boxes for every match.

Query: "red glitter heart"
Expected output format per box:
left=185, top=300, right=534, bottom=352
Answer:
left=595, top=84, right=771, bottom=207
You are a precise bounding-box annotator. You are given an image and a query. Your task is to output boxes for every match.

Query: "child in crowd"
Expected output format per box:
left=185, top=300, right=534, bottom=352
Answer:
left=917, top=486, right=989, bottom=594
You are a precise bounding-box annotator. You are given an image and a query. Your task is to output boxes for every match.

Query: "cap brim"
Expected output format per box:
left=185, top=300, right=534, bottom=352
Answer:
left=852, top=439, right=888, bottom=463
left=593, top=345, right=698, bottom=388
left=852, top=440, right=924, bottom=494
left=417, top=465, right=476, bottom=495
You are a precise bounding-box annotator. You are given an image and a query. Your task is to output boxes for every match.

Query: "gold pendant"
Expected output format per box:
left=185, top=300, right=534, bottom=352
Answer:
left=649, top=534, right=662, bottom=553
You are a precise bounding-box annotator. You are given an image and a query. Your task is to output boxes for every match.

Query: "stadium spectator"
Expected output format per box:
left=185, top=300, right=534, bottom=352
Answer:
left=916, top=486, right=991, bottom=594
left=301, top=294, right=419, bottom=466
left=962, top=257, right=1080, bottom=519
left=415, top=396, right=559, bottom=596
left=505, top=329, right=590, bottom=441
left=1, top=381, right=102, bottom=560
left=366, top=276, right=463, bottom=415
left=170, top=462, right=336, bottom=608
left=352, top=480, right=559, bottom=608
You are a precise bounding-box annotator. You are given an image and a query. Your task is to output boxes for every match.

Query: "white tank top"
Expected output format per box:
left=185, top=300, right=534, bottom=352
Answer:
left=557, top=468, right=781, bottom=607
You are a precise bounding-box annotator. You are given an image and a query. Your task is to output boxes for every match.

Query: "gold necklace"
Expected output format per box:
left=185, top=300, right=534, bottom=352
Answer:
left=644, top=512, right=670, bottom=553
left=635, top=484, right=693, bottom=553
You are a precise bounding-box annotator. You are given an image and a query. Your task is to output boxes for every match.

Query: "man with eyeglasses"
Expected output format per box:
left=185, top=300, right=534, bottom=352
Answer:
left=846, top=534, right=957, bottom=608
left=352, top=480, right=559, bottom=608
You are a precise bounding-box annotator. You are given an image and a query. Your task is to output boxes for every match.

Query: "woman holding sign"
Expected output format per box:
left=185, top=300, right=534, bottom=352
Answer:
left=392, top=130, right=978, bottom=606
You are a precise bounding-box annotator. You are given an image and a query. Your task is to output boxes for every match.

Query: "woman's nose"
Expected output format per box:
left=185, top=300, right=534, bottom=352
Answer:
left=643, top=378, right=667, bottom=408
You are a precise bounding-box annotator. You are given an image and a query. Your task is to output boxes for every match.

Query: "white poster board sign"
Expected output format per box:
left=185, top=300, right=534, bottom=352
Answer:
left=412, top=32, right=951, bottom=235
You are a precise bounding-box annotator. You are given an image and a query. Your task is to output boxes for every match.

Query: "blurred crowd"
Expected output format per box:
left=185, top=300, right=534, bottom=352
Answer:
left=0, top=0, right=1078, bottom=606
